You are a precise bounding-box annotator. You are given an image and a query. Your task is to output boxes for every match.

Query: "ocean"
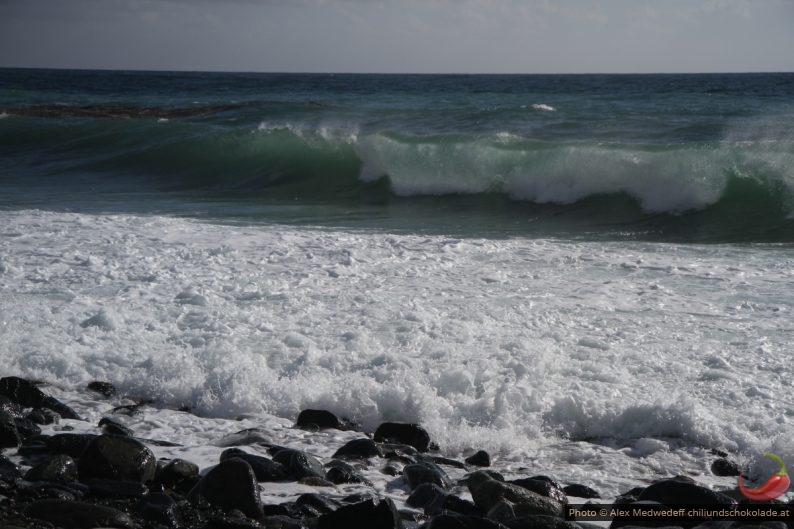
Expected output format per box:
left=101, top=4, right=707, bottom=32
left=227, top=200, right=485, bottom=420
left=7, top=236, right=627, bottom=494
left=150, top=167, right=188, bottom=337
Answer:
left=1, top=69, right=793, bottom=500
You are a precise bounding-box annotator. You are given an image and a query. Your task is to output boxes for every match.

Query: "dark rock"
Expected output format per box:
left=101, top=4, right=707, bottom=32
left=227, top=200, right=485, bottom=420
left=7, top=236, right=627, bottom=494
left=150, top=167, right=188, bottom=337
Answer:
left=221, top=448, right=290, bottom=482
left=46, top=433, right=97, bottom=457
left=0, top=377, right=46, bottom=407
left=294, top=492, right=340, bottom=516
left=137, top=492, right=181, bottom=528
left=297, top=409, right=342, bottom=429
left=188, top=458, right=263, bottom=520
left=510, top=478, right=568, bottom=505
left=0, top=395, right=22, bottom=418
left=262, top=515, right=305, bottom=528
left=383, top=463, right=404, bottom=476
left=297, top=475, right=334, bottom=486
left=39, top=395, right=81, bottom=420
left=425, top=494, right=482, bottom=517
left=17, top=479, right=88, bottom=501
left=83, top=478, right=148, bottom=498
left=24, top=454, right=78, bottom=483
left=403, top=461, right=452, bottom=490
left=466, top=450, right=491, bottom=467
left=24, top=498, right=135, bottom=528
left=503, top=514, right=580, bottom=529
left=272, top=448, right=325, bottom=480
left=423, top=455, right=467, bottom=469
left=326, top=461, right=371, bottom=485
left=0, top=454, right=20, bottom=479
left=424, top=512, right=507, bottom=529
left=711, top=458, right=741, bottom=477
left=157, top=458, right=200, bottom=492
left=87, top=381, right=117, bottom=397
left=26, top=408, right=60, bottom=425
left=215, top=427, right=271, bottom=447
left=0, top=412, right=21, bottom=448
left=111, top=400, right=150, bottom=416
left=99, top=417, right=133, bottom=436
left=461, top=469, right=505, bottom=485
left=375, top=422, right=431, bottom=452
left=406, top=482, right=446, bottom=508
left=610, top=500, right=701, bottom=529
left=467, top=472, right=564, bottom=517
left=637, top=478, right=736, bottom=506
left=77, top=434, right=157, bottom=482
left=562, top=484, right=600, bottom=499
left=334, top=437, right=383, bottom=458
left=318, top=497, right=402, bottom=529
left=13, top=417, right=41, bottom=440
left=381, top=443, right=420, bottom=458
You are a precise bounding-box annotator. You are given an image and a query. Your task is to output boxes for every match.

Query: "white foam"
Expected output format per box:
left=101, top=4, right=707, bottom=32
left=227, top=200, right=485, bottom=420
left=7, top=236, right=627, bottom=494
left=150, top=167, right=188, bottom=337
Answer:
left=1, top=210, right=793, bottom=499
left=532, top=103, right=556, bottom=112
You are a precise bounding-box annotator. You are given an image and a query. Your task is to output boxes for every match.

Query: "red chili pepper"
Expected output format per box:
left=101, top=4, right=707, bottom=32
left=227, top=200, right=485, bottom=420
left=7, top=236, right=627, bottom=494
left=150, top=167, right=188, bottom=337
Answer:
left=739, top=452, right=790, bottom=501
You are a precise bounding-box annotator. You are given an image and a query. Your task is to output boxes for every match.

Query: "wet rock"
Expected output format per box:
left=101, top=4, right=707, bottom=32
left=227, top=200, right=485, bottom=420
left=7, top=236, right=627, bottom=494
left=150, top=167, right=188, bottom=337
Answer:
left=83, top=478, right=148, bottom=498
left=467, top=471, right=564, bottom=517
left=423, top=454, right=467, bottom=469
left=424, top=512, right=506, bottom=529
left=637, top=478, right=736, bottom=506
left=24, top=498, right=135, bottom=528
left=711, top=458, right=741, bottom=477
left=318, top=497, right=402, bottom=529
left=375, top=422, right=431, bottom=452
left=510, top=478, right=568, bottom=505
left=0, top=455, right=20, bottom=479
left=87, top=381, right=117, bottom=397
left=13, top=417, right=42, bottom=440
left=298, top=475, right=335, bottom=486
left=562, top=484, right=600, bottom=499
left=426, top=494, right=482, bottom=517
left=297, top=409, right=343, bottom=429
left=38, top=396, right=81, bottom=420
left=403, top=461, right=452, bottom=490
left=0, top=412, right=21, bottom=448
left=325, top=459, right=371, bottom=485
left=466, top=450, right=491, bottom=467
left=137, top=492, right=181, bottom=528
left=503, top=514, right=580, bottom=529
left=26, top=408, right=60, bottom=425
left=272, top=447, right=325, bottom=480
left=188, top=458, right=263, bottom=520
left=46, top=433, right=97, bottom=457
left=333, top=437, right=383, bottom=459
left=98, top=417, right=133, bottom=436
left=294, top=492, right=340, bottom=517
left=383, top=462, right=404, bottom=476
left=215, top=428, right=271, bottom=447
left=77, top=434, right=157, bottom=482
left=221, top=448, right=291, bottom=482
left=0, top=395, right=22, bottom=418
left=0, top=377, right=46, bottom=407
left=407, top=482, right=446, bottom=509
left=157, top=457, right=200, bottom=492
left=24, top=454, right=78, bottom=483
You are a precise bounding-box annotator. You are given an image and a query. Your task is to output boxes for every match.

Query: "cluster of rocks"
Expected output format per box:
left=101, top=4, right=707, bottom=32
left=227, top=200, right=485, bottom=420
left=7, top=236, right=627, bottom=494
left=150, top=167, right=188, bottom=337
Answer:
left=0, top=376, right=783, bottom=529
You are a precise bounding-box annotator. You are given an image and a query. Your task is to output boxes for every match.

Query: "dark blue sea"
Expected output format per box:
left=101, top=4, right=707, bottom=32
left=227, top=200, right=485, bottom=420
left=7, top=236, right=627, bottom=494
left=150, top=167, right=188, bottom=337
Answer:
left=1, top=69, right=793, bottom=241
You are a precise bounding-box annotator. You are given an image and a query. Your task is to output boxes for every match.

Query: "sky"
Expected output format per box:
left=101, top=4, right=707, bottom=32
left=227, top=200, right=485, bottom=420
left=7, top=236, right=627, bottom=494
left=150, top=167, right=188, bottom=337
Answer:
left=1, top=0, right=793, bottom=74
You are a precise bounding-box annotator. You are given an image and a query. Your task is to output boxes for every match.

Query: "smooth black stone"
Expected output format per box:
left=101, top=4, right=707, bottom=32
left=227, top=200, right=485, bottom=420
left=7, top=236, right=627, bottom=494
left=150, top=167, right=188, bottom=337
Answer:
left=272, top=448, right=325, bottom=480
left=137, top=492, right=182, bottom=528
left=296, top=409, right=342, bottom=429
left=374, top=422, right=431, bottom=452
left=25, top=408, right=59, bottom=426
left=221, top=448, right=291, bottom=482
left=467, top=472, right=564, bottom=517
left=17, top=480, right=88, bottom=501
left=0, top=412, right=21, bottom=448
left=87, top=381, right=117, bottom=397
left=422, top=455, right=467, bottom=469
left=13, top=417, right=41, bottom=440
left=77, top=434, right=157, bottom=482
left=98, top=417, right=133, bottom=436
left=38, top=396, right=81, bottom=420
left=461, top=469, right=505, bottom=485
left=637, top=478, right=736, bottom=506
left=0, top=377, right=46, bottom=408
left=510, top=478, right=568, bottom=505
left=403, top=461, right=451, bottom=490
left=333, top=437, right=383, bottom=459
left=465, top=450, right=491, bottom=467
left=562, top=484, right=601, bottom=499
left=83, top=478, right=148, bottom=498
left=17, top=440, right=50, bottom=460
left=325, top=461, right=370, bottom=485
left=24, top=454, right=78, bottom=483
left=318, top=497, right=402, bottom=529
left=24, top=498, right=135, bottom=528
left=0, top=455, right=20, bottom=479
left=711, top=458, right=741, bottom=477
left=188, top=458, right=263, bottom=520
left=46, top=433, right=97, bottom=458
left=0, top=396, right=22, bottom=418
left=261, top=514, right=305, bottom=528
left=406, top=482, right=446, bottom=508
left=294, top=492, right=340, bottom=516
left=381, top=443, right=420, bottom=458
left=425, top=494, right=483, bottom=517
left=157, top=458, right=200, bottom=491
left=424, top=512, right=506, bottom=529
left=215, top=428, right=271, bottom=447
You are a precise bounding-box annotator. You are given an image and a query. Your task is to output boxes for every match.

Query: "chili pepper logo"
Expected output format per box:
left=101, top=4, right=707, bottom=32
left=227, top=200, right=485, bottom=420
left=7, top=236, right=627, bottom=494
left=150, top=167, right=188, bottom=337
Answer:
left=738, top=452, right=790, bottom=501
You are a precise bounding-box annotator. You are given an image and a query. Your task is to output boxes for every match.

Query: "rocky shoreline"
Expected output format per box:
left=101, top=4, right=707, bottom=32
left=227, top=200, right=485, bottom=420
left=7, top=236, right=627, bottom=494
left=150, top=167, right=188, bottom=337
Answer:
left=0, top=376, right=784, bottom=529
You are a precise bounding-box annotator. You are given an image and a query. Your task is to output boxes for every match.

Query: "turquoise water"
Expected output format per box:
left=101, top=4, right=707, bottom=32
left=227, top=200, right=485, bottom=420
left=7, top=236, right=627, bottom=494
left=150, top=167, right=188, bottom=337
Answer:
left=1, top=69, right=793, bottom=241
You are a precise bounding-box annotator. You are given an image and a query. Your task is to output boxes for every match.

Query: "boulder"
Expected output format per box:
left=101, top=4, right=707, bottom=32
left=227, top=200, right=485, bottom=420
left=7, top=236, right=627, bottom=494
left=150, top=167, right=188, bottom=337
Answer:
left=296, top=409, right=343, bottom=429
left=467, top=472, right=564, bottom=517
left=24, top=499, right=135, bottom=528
left=0, top=411, right=21, bottom=448
left=466, top=450, right=491, bottom=467
left=221, top=448, right=291, bottom=482
left=374, top=422, right=431, bottom=452
left=188, top=457, right=263, bottom=520
left=333, top=438, right=383, bottom=459
left=87, top=381, right=117, bottom=397
left=77, top=434, right=156, bottom=482
left=24, top=454, right=78, bottom=483
left=403, top=461, right=452, bottom=490
left=272, top=447, right=325, bottom=480
left=637, top=477, right=736, bottom=506
left=562, top=484, right=600, bottom=499
left=318, top=497, right=402, bottom=529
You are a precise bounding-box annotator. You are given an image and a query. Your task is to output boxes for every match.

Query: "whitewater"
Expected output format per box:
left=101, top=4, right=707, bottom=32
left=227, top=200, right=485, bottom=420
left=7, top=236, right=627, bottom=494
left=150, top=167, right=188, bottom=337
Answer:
left=2, top=209, right=793, bottom=500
